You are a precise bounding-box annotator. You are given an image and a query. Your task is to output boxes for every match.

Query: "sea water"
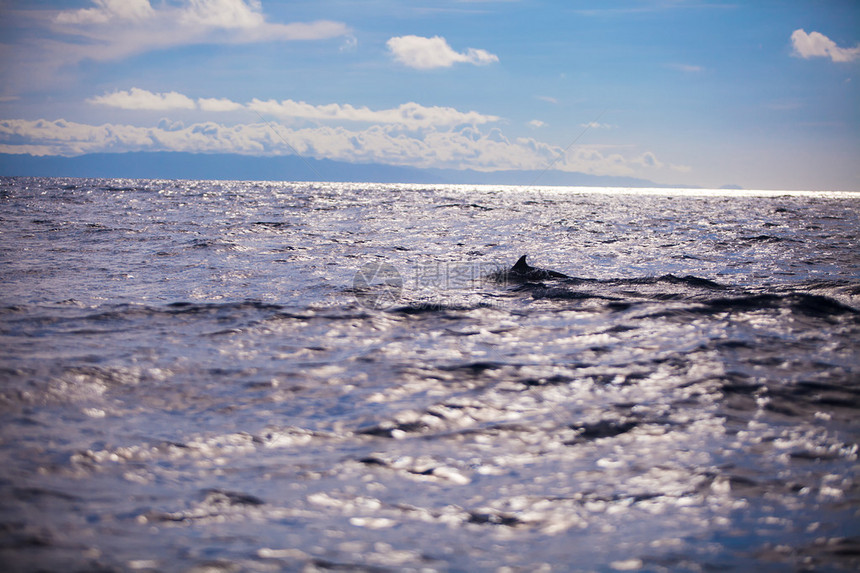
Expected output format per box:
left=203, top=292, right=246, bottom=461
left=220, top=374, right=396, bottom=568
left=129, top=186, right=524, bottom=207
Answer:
left=1, top=177, right=858, bottom=572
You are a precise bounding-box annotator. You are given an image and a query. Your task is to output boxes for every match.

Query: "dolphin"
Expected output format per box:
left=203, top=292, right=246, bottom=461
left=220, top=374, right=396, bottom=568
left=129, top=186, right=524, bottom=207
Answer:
left=507, top=255, right=569, bottom=281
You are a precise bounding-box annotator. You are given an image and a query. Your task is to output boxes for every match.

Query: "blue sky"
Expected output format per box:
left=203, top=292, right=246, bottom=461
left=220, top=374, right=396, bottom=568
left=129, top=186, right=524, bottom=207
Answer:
left=1, top=0, right=858, bottom=190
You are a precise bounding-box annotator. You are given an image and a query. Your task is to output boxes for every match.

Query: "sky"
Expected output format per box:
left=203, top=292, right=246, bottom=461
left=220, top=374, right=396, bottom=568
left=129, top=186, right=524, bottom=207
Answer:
left=0, top=0, right=858, bottom=190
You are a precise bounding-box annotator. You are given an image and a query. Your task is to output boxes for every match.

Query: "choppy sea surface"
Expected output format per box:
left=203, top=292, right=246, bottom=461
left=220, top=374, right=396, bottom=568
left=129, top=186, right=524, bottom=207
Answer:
left=1, top=177, right=859, bottom=572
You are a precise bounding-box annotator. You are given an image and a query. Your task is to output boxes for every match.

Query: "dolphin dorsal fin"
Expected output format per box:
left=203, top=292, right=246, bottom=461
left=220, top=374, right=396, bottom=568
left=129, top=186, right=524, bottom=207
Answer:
left=512, top=255, right=530, bottom=273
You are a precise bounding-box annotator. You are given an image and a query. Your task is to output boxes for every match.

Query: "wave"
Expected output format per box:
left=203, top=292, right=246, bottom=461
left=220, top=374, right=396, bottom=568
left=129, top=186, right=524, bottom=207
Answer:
left=388, top=302, right=497, bottom=315
left=641, top=292, right=859, bottom=321
left=502, top=273, right=859, bottom=318
left=738, top=234, right=801, bottom=244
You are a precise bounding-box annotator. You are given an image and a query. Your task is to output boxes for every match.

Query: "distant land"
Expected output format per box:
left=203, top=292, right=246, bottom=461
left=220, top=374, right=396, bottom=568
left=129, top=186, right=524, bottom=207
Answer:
left=0, top=152, right=686, bottom=188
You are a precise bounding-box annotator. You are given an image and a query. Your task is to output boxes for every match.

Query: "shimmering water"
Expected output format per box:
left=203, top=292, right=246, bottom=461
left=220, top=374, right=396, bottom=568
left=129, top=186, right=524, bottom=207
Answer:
left=1, top=177, right=859, bottom=572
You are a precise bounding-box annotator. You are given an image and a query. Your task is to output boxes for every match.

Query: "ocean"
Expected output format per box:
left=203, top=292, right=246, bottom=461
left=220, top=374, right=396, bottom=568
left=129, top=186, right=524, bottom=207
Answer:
left=1, top=177, right=858, bottom=572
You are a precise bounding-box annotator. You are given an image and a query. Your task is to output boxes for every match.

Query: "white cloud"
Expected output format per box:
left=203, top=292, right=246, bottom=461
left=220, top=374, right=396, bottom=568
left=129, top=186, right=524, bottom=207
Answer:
left=48, top=1, right=349, bottom=65
left=386, top=35, right=498, bottom=70
left=580, top=122, right=614, bottom=129
left=0, top=117, right=683, bottom=179
left=634, top=151, right=663, bottom=169
left=791, top=29, right=860, bottom=63
left=536, top=96, right=558, bottom=104
left=89, top=88, right=196, bottom=110
left=666, top=63, right=703, bottom=73
left=55, top=0, right=155, bottom=25
left=180, top=0, right=265, bottom=29
left=528, top=120, right=545, bottom=128
left=248, top=98, right=499, bottom=129
left=198, top=97, right=244, bottom=112
left=86, top=88, right=499, bottom=129
left=339, top=34, right=358, bottom=53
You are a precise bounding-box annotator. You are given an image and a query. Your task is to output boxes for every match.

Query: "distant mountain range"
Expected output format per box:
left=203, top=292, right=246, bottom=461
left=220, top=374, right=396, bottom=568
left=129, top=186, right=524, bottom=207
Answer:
left=0, top=151, right=681, bottom=187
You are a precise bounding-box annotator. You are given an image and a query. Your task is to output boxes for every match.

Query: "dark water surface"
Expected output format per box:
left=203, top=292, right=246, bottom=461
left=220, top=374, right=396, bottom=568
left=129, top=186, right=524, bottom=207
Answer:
left=1, top=177, right=859, bottom=572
